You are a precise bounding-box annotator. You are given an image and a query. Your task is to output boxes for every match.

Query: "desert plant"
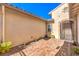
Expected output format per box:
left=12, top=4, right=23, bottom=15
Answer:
left=0, top=42, right=12, bottom=53
left=72, top=47, right=79, bottom=54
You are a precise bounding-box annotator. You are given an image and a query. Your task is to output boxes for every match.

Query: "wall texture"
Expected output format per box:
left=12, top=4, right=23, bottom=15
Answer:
left=5, top=7, right=46, bottom=47
left=51, top=4, right=70, bottom=39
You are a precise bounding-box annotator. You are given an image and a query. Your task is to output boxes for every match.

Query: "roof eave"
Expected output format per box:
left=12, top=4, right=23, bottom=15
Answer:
left=48, top=3, right=63, bottom=15
left=2, top=3, right=47, bottom=22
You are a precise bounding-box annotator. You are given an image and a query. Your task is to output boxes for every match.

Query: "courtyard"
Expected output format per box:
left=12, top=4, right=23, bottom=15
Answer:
left=0, top=38, right=78, bottom=56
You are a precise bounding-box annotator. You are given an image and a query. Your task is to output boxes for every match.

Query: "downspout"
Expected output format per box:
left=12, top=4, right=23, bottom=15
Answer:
left=45, top=21, right=48, bottom=38
left=2, top=4, right=5, bottom=43
left=46, top=21, right=48, bottom=36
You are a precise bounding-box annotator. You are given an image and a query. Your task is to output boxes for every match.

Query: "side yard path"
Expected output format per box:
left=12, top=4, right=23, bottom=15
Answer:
left=0, top=38, right=78, bottom=56
left=56, top=42, right=79, bottom=56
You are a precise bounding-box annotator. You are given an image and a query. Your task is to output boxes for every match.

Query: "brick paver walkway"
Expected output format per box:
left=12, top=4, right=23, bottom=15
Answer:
left=2, top=39, right=78, bottom=56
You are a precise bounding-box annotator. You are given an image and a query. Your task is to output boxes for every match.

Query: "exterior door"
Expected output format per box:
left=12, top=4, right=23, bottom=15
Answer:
left=60, top=22, right=65, bottom=39
left=60, top=22, right=73, bottom=42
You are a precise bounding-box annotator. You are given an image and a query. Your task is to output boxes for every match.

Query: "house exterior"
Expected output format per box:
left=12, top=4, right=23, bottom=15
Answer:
left=1, top=3, right=79, bottom=47
left=0, top=4, right=49, bottom=47
left=49, top=3, right=79, bottom=45
left=49, top=4, right=72, bottom=41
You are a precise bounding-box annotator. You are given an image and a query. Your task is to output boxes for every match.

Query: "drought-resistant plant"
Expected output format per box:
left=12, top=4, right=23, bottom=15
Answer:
left=51, top=35, right=55, bottom=38
left=0, top=42, right=12, bottom=53
left=72, top=47, right=79, bottom=54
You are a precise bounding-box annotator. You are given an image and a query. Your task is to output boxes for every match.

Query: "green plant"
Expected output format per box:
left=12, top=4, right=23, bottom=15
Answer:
left=51, top=35, right=55, bottom=38
left=0, top=42, right=12, bottom=53
left=72, top=47, right=79, bottom=54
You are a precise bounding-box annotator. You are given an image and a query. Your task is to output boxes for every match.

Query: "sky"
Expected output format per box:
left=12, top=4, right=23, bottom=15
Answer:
left=11, top=3, right=60, bottom=20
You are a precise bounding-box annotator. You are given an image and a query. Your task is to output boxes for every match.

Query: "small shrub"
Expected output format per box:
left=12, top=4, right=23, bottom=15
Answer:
left=51, top=35, right=55, bottom=38
left=0, top=42, right=12, bottom=53
left=72, top=47, right=79, bottom=54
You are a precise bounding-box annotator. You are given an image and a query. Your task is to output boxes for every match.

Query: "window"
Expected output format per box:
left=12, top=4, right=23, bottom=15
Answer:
left=48, top=24, right=52, bottom=32
left=0, top=5, right=1, bottom=9
left=57, top=12, right=61, bottom=18
left=62, top=7, right=68, bottom=13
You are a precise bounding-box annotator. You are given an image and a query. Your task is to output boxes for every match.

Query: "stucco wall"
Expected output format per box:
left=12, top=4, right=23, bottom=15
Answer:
left=51, top=4, right=70, bottom=39
left=5, top=7, right=46, bottom=47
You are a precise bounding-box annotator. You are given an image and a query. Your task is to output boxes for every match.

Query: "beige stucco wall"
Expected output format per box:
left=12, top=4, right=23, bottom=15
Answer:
left=50, top=4, right=70, bottom=39
left=5, top=7, right=46, bottom=47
